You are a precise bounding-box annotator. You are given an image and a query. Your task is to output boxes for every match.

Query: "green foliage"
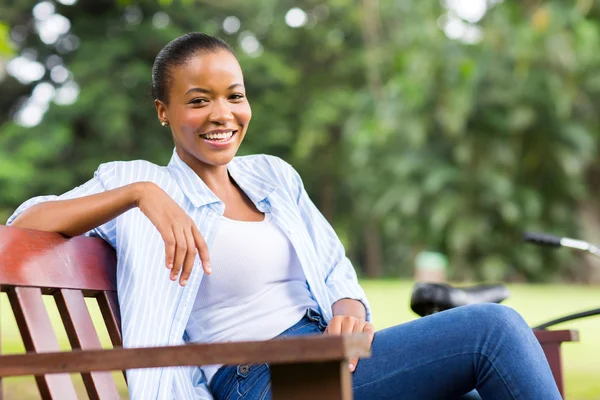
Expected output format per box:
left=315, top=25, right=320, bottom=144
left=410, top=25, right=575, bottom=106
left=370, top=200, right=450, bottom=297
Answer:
left=2, top=0, right=600, bottom=281
left=0, top=22, right=14, bottom=56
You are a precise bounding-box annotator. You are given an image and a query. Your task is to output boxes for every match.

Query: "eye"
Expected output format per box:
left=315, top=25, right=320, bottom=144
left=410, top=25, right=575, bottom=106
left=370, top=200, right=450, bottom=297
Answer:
left=229, top=93, right=245, bottom=101
left=189, top=98, right=208, bottom=105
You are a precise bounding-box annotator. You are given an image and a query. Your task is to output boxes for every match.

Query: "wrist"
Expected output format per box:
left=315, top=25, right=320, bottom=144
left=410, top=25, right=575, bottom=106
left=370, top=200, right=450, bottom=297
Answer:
left=130, top=182, right=155, bottom=208
left=332, top=298, right=367, bottom=320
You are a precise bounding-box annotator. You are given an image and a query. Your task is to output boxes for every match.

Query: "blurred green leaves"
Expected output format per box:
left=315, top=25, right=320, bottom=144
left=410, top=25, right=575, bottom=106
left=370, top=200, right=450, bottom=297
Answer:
left=2, top=0, right=600, bottom=281
left=0, top=22, right=14, bottom=56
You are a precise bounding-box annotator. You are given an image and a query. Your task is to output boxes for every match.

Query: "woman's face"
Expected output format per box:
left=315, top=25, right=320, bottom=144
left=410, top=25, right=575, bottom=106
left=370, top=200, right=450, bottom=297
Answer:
left=155, top=50, right=251, bottom=169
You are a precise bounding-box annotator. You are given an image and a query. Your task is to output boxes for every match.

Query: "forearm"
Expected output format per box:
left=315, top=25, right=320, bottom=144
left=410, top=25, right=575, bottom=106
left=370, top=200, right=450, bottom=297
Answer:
left=10, top=182, right=148, bottom=237
left=332, top=298, right=367, bottom=320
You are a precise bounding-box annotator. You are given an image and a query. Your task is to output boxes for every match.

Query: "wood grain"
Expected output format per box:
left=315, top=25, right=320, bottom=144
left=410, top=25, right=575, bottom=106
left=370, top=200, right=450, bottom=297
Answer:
left=54, top=289, right=120, bottom=399
left=0, top=226, right=116, bottom=293
left=7, top=287, right=78, bottom=399
left=0, top=334, right=371, bottom=377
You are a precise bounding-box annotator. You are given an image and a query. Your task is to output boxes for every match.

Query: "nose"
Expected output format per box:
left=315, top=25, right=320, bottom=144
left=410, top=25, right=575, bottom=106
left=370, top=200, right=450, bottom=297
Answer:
left=208, top=99, right=234, bottom=124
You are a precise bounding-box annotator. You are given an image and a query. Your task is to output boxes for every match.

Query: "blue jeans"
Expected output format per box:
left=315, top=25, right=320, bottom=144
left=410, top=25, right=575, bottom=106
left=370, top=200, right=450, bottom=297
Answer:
left=210, top=304, right=561, bottom=399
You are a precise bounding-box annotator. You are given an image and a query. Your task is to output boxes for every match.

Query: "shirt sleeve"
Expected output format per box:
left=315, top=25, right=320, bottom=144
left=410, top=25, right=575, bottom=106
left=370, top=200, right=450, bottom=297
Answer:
left=282, top=159, right=372, bottom=322
left=6, top=163, right=119, bottom=248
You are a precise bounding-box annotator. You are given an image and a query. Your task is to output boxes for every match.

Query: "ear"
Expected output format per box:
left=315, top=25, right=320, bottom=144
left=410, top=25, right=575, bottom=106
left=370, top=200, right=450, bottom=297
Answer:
left=154, top=99, right=168, bottom=124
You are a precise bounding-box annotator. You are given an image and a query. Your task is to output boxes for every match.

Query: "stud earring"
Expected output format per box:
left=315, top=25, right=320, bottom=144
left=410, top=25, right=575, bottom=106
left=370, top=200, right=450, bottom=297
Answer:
left=161, top=120, right=169, bottom=127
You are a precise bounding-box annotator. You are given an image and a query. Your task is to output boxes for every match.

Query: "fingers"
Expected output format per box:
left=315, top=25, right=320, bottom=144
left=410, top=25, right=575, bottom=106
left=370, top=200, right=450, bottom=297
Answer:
left=326, top=316, right=358, bottom=336
left=179, top=229, right=197, bottom=286
left=165, top=224, right=210, bottom=286
left=163, top=229, right=176, bottom=270
left=171, top=228, right=187, bottom=281
left=325, top=316, right=375, bottom=373
left=142, top=187, right=210, bottom=283
left=192, top=225, right=211, bottom=274
left=341, top=317, right=358, bottom=335
left=364, top=322, right=376, bottom=343
left=350, top=322, right=374, bottom=372
left=324, top=316, right=342, bottom=335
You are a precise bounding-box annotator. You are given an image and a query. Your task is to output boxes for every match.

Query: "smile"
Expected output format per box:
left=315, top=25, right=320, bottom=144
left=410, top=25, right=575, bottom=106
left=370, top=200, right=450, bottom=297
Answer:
left=200, top=130, right=236, bottom=140
left=199, top=130, right=237, bottom=147
left=200, top=130, right=234, bottom=140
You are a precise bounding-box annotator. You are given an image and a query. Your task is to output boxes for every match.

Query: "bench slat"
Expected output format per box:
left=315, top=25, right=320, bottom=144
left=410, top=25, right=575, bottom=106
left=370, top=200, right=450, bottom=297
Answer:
left=7, top=287, right=78, bottom=399
left=97, top=291, right=122, bottom=347
left=55, top=289, right=120, bottom=400
left=0, top=334, right=371, bottom=377
left=0, top=226, right=116, bottom=292
left=96, top=291, right=127, bottom=382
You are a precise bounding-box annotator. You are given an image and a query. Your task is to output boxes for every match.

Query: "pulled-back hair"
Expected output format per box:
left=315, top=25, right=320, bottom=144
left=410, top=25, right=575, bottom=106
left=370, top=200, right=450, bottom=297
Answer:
left=151, top=32, right=235, bottom=103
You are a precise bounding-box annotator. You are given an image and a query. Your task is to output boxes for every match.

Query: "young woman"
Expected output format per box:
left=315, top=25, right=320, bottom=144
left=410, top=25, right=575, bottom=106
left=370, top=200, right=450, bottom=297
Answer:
left=8, top=33, right=561, bottom=400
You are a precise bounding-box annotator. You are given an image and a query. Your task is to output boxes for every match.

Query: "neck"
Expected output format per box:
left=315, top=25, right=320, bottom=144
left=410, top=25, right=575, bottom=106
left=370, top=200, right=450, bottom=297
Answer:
left=177, top=148, right=236, bottom=200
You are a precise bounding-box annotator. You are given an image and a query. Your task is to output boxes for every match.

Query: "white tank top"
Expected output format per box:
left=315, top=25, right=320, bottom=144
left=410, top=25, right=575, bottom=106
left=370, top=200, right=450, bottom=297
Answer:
left=185, top=213, right=319, bottom=381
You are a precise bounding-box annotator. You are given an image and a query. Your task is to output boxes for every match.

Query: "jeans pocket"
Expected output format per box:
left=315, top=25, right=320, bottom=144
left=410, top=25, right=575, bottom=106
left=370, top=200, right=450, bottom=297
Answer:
left=305, top=308, right=328, bottom=331
left=235, top=363, right=270, bottom=397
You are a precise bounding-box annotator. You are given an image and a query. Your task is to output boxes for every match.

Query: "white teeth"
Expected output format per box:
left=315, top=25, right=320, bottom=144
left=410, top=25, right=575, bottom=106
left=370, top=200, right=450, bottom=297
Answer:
left=202, top=131, right=234, bottom=140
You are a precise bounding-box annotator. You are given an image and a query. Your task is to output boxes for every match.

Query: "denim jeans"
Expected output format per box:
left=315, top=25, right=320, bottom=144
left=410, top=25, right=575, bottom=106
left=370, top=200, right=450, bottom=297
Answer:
left=209, top=304, right=561, bottom=400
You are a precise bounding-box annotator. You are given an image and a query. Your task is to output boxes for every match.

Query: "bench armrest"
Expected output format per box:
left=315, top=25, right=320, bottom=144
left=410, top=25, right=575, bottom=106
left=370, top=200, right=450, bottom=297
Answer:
left=0, top=333, right=371, bottom=377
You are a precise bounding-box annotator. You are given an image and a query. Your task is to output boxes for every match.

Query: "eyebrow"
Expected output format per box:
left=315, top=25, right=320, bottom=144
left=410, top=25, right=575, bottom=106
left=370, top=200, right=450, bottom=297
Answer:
left=185, top=83, right=244, bottom=95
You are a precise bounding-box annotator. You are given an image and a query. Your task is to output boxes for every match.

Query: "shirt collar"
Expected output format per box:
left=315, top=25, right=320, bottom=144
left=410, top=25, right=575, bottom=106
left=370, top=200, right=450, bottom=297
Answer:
left=167, top=149, right=276, bottom=210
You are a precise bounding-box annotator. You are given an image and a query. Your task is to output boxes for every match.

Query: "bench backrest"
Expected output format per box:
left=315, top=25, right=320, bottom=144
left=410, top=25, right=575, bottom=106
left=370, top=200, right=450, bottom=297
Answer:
left=0, top=225, right=123, bottom=399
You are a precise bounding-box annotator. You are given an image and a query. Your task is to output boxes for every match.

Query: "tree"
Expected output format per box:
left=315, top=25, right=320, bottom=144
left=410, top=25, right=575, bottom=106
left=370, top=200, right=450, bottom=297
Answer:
left=2, top=0, right=600, bottom=282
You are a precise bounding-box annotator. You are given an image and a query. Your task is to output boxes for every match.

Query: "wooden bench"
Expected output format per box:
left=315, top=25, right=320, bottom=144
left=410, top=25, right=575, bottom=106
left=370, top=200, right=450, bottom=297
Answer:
left=0, top=225, right=578, bottom=399
left=0, top=225, right=371, bottom=399
left=534, top=329, right=579, bottom=398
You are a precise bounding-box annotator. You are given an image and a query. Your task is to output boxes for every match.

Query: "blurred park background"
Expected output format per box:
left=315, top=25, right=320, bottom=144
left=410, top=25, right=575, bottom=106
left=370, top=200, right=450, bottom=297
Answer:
left=0, top=0, right=600, bottom=398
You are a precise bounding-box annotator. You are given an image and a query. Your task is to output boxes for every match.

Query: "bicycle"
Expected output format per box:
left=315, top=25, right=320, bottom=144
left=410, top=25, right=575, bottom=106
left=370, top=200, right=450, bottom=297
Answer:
left=409, top=232, right=600, bottom=397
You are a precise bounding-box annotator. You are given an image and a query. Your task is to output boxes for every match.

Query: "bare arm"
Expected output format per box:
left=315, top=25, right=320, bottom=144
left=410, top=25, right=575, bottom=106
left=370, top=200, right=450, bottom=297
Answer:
left=10, top=181, right=211, bottom=285
left=10, top=182, right=145, bottom=237
left=332, top=298, right=367, bottom=320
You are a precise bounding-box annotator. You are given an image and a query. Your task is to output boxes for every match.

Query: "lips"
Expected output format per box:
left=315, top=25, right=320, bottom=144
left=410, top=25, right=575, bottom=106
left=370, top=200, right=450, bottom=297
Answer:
left=199, top=130, right=238, bottom=148
left=199, top=129, right=236, bottom=140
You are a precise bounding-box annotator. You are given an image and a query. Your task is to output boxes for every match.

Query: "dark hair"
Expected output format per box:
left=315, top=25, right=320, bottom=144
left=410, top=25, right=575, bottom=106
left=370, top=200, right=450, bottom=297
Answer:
left=151, top=32, right=235, bottom=103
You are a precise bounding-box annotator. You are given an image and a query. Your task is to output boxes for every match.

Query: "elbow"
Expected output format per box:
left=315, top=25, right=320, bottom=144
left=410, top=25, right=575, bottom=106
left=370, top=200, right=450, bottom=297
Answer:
left=8, top=206, right=60, bottom=234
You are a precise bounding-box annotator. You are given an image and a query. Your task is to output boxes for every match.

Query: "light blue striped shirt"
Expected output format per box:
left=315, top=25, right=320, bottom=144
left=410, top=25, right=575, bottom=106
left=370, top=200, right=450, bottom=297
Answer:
left=7, top=149, right=371, bottom=399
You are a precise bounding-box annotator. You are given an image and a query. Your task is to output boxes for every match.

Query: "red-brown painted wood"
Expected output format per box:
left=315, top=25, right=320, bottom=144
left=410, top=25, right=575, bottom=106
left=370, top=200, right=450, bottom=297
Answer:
left=96, top=291, right=122, bottom=347
left=0, top=334, right=371, bottom=377
left=96, top=291, right=127, bottom=383
left=7, top=287, right=78, bottom=399
left=54, top=289, right=120, bottom=400
left=534, top=329, right=579, bottom=398
left=0, top=226, right=116, bottom=292
left=271, top=361, right=353, bottom=400
left=534, top=329, right=579, bottom=344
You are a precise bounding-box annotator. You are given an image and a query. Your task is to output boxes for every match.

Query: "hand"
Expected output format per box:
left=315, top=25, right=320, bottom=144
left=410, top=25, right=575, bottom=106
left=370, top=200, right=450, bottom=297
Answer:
left=135, top=182, right=211, bottom=286
left=324, top=315, right=375, bottom=373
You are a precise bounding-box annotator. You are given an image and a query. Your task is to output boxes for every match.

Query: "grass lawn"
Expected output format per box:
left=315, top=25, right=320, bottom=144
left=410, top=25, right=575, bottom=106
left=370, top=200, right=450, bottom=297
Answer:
left=360, top=280, right=600, bottom=400
left=1, top=280, right=599, bottom=399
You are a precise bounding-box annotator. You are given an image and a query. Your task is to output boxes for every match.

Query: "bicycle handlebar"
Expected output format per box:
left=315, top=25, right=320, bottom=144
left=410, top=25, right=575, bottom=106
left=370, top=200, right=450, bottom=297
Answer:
left=523, top=231, right=600, bottom=258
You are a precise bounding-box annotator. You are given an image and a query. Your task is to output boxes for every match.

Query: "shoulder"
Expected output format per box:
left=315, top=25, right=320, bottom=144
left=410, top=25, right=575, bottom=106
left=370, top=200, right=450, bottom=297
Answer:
left=234, top=154, right=297, bottom=179
left=232, top=154, right=299, bottom=184
left=94, top=159, right=169, bottom=184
